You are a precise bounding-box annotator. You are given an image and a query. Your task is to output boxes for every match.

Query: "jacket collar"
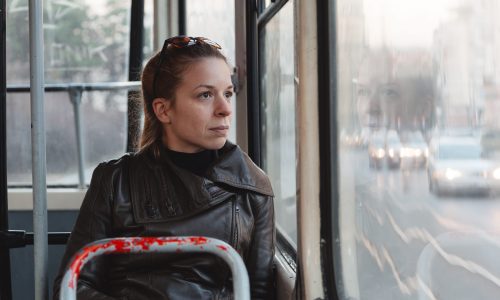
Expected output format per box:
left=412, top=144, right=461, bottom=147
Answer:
left=144, top=141, right=274, bottom=197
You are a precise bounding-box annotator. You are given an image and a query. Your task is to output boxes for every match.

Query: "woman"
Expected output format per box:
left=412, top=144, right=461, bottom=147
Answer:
left=53, top=36, right=275, bottom=300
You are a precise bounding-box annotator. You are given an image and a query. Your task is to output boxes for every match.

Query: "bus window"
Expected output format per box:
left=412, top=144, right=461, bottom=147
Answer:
left=260, top=1, right=297, bottom=247
left=6, top=0, right=132, bottom=187
left=336, top=0, right=500, bottom=299
left=143, top=0, right=154, bottom=64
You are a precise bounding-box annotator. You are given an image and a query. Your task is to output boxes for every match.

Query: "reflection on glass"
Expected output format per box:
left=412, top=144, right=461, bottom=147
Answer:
left=260, top=2, right=297, bottom=246
left=337, top=0, right=500, bottom=299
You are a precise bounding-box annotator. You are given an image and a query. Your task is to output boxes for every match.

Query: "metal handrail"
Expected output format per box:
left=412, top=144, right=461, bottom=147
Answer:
left=7, top=81, right=141, bottom=189
left=59, top=236, right=250, bottom=300
left=7, top=81, right=141, bottom=93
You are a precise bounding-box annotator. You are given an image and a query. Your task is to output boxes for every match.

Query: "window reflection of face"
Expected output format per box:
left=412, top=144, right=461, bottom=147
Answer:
left=356, top=55, right=400, bottom=129
left=356, top=52, right=433, bottom=131
left=357, top=81, right=401, bottom=128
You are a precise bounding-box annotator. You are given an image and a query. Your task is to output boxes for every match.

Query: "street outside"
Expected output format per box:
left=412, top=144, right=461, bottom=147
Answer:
left=344, top=148, right=500, bottom=300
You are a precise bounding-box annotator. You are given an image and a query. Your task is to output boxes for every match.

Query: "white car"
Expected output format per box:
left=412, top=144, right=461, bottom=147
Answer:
left=427, top=137, right=500, bottom=196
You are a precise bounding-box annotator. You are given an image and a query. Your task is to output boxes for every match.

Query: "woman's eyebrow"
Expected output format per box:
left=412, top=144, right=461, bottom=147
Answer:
left=193, top=84, right=234, bottom=90
left=194, top=84, right=215, bottom=90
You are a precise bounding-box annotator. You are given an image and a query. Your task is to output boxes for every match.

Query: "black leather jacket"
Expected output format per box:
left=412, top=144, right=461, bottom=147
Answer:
left=53, top=142, right=275, bottom=299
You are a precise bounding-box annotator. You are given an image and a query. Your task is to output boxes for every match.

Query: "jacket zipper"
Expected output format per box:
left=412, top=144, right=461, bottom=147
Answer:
left=232, top=201, right=240, bottom=252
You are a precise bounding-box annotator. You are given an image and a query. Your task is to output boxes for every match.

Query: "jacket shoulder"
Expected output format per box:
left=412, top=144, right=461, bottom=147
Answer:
left=93, top=153, right=134, bottom=173
left=88, top=153, right=137, bottom=188
left=208, top=144, right=274, bottom=197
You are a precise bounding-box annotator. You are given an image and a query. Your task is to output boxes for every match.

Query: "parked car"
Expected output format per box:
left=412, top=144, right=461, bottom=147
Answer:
left=427, top=136, right=500, bottom=196
left=400, top=131, right=429, bottom=169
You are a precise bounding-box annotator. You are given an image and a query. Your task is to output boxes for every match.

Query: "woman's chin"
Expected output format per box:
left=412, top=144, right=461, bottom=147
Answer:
left=209, top=138, right=228, bottom=150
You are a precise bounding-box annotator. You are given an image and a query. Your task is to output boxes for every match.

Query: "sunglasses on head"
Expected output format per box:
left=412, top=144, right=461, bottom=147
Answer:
left=152, top=36, right=222, bottom=99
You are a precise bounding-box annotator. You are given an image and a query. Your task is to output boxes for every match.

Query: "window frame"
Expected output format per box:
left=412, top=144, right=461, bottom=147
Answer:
left=254, top=0, right=298, bottom=267
left=317, top=0, right=341, bottom=299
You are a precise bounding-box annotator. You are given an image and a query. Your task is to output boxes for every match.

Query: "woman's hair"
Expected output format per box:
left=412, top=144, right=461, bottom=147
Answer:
left=138, top=38, right=228, bottom=157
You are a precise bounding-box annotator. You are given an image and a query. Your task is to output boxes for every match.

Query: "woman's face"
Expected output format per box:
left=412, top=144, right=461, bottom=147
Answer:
left=162, top=57, right=233, bottom=153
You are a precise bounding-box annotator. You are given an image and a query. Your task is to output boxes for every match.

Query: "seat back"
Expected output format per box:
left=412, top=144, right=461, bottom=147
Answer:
left=59, top=236, right=250, bottom=300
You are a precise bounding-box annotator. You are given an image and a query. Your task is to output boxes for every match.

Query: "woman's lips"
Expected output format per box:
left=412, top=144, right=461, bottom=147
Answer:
left=210, top=125, right=229, bottom=136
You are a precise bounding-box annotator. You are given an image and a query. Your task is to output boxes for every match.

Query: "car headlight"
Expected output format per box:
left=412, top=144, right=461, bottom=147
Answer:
left=444, top=168, right=462, bottom=181
left=376, top=149, right=385, bottom=158
left=388, top=148, right=395, bottom=157
left=492, top=168, right=500, bottom=180
left=400, top=147, right=413, bottom=158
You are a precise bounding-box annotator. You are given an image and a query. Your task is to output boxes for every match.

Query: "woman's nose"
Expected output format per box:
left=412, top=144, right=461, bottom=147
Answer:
left=215, top=95, right=232, bottom=117
left=368, top=94, right=382, bottom=113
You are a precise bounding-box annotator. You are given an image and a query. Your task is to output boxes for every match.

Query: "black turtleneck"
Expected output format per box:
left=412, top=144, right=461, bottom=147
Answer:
left=165, top=148, right=217, bottom=176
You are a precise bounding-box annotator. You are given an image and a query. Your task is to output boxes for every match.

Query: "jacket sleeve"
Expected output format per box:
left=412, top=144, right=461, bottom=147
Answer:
left=247, top=194, right=276, bottom=300
left=52, top=163, right=119, bottom=300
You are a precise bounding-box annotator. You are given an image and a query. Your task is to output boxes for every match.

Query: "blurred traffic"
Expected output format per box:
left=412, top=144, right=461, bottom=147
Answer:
left=341, top=127, right=500, bottom=198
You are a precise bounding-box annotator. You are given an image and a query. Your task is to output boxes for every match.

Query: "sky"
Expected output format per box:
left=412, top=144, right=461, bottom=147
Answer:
left=363, top=0, right=465, bottom=48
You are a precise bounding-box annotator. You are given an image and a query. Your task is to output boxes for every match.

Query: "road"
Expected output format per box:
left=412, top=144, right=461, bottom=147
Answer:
left=344, top=148, right=500, bottom=300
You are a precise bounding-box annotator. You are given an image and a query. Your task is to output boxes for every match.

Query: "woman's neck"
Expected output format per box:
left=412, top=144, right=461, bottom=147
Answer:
left=165, top=147, right=216, bottom=176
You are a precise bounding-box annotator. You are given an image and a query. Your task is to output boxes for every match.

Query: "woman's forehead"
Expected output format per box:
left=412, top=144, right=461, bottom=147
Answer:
left=180, top=58, right=232, bottom=87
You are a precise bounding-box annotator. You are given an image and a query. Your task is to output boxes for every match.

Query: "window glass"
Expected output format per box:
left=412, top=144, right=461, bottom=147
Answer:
left=261, top=0, right=273, bottom=11
left=260, top=1, right=297, bottom=246
left=186, top=0, right=236, bottom=143
left=336, top=0, right=500, bottom=299
left=6, top=0, right=131, bottom=186
left=143, top=0, right=155, bottom=65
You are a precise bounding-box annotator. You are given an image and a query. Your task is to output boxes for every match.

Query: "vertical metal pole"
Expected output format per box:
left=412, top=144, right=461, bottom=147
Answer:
left=29, top=1, right=48, bottom=299
left=296, top=0, right=328, bottom=298
left=0, top=0, right=13, bottom=298
left=178, top=0, right=186, bottom=35
left=69, top=89, right=85, bottom=189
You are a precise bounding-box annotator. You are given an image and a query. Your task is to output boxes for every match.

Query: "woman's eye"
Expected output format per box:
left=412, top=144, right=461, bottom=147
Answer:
left=198, top=91, right=212, bottom=99
left=381, top=88, right=399, bottom=98
left=224, top=91, right=233, bottom=99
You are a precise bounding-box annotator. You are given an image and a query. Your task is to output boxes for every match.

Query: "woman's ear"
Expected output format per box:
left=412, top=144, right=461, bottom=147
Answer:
left=152, top=98, right=173, bottom=124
